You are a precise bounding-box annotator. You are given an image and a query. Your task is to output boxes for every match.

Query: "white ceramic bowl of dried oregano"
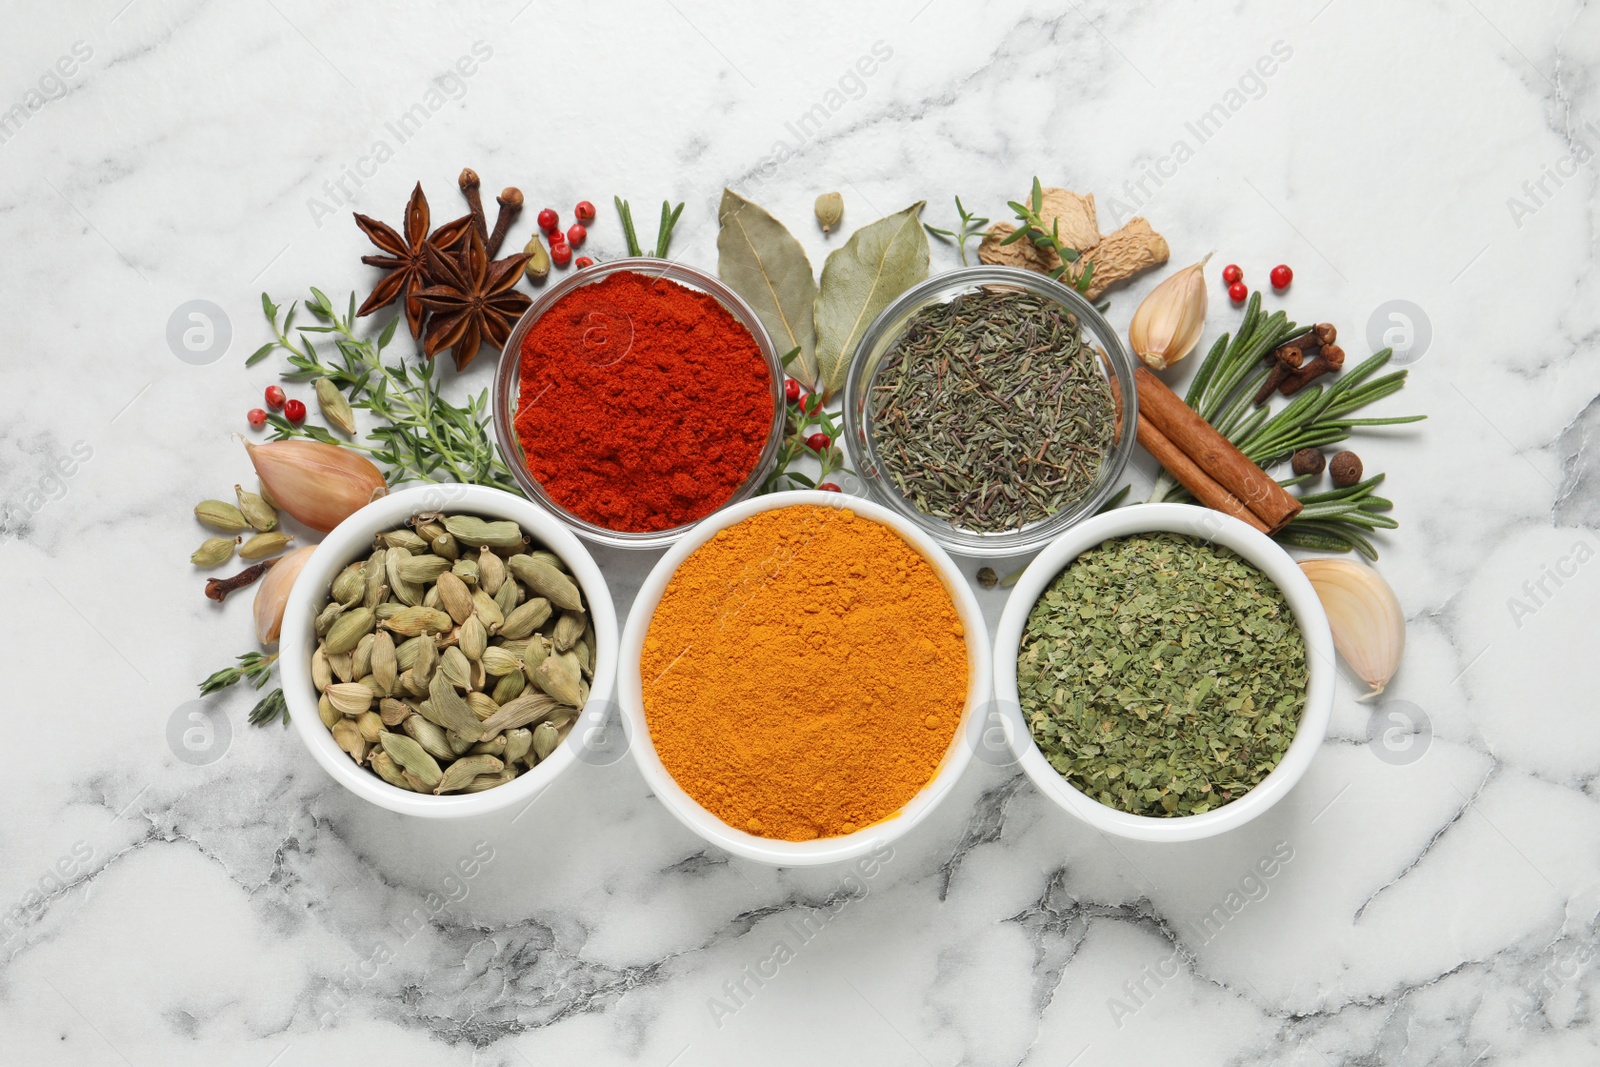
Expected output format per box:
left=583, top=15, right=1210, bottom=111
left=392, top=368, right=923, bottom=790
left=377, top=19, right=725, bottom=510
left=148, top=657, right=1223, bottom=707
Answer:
left=991, top=502, right=1335, bottom=843
left=282, top=483, right=617, bottom=818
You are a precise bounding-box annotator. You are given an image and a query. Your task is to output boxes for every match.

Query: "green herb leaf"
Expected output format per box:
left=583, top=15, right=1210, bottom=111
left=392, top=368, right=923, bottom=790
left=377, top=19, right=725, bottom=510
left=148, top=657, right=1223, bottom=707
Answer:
left=812, top=201, right=929, bottom=401
left=716, top=189, right=820, bottom=389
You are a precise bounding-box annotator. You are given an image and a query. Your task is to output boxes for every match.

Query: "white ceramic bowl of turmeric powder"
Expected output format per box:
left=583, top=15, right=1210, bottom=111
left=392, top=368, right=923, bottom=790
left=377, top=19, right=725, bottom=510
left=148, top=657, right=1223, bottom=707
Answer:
left=618, top=490, right=992, bottom=866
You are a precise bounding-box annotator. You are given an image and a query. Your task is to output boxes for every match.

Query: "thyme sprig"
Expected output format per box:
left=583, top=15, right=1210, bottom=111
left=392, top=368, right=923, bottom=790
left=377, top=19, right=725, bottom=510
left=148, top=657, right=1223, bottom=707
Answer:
left=1149, top=292, right=1425, bottom=558
left=251, top=289, right=519, bottom=492
left=1001, top=177, right=1095, bottom=295
left=198, top=651, right=278, bottom=695
left=925, top=196, right=991, bottom=266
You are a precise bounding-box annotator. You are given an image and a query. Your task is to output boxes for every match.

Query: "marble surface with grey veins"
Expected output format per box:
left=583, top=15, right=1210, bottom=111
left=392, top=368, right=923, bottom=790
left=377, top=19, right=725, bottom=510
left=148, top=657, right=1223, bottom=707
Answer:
left=2, top=1, right=1599, bottom=1064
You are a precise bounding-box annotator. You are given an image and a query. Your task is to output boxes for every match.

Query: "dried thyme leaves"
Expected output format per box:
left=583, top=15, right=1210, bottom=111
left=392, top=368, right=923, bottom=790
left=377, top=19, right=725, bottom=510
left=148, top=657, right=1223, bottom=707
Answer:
left=1017, top=533, right=1308, bottom=817
left=868, top=289, right=1116, bottom=533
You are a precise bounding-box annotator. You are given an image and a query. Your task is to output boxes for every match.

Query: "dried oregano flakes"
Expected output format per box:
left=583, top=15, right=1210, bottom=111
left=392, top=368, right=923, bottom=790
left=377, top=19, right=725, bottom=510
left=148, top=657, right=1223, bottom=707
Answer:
left=1017, top=532, right=1308, bottom=817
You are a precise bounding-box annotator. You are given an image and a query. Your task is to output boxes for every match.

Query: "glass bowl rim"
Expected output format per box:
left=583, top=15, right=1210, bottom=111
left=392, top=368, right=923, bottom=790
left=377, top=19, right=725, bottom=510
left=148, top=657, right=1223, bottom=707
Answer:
left=491, top=257, right=787, bottom=551
left=840, top=265, right=1140, bottom=558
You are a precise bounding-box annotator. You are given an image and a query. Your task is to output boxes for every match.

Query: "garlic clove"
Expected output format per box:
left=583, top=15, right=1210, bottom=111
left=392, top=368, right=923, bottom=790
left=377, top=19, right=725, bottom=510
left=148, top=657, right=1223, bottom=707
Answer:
left=246, top=440, right=387, bottom=533
left=1299, top=558, right=1405, bottom=699
left=254, top=545, right=316, bottom=645
left=1129, top=253, right=1211, bottom=371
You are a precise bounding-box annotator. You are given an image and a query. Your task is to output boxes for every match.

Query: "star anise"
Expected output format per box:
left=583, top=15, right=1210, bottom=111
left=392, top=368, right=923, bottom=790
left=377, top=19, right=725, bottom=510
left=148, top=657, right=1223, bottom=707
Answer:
left=354, top=183, right=473, bottom=339
left=415, top=229, right=534, bottom=371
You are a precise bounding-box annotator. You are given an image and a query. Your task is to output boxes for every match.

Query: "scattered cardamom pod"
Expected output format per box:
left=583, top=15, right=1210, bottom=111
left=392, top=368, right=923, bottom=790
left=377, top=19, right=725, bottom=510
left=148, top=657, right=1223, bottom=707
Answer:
left=195, top=500, right=250, bottom=532
left=234, top=484, right=279, bottom=532
left=315, top=377, right=358, bottom=435
left=240, top=531, right=294, bottom=560
left=191, top=536, right=238, bottom=567
left=815, top=191, right=844, bottom=233
left=523, top=233, right=551, bottom=283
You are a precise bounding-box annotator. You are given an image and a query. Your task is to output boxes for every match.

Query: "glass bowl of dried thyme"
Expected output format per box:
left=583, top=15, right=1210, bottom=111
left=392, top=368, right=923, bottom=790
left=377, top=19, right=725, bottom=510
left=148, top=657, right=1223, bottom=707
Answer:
left=841, top=266, right=1139, bottom=557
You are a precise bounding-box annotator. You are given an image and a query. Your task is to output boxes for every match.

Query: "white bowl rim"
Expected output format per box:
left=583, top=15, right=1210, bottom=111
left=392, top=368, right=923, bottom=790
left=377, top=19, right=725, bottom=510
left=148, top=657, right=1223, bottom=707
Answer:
left=618, top=489, right=993, bottom=866
left=991, top=502, right=1335, bottom=843
left=282, top=483, right=618, bottom=819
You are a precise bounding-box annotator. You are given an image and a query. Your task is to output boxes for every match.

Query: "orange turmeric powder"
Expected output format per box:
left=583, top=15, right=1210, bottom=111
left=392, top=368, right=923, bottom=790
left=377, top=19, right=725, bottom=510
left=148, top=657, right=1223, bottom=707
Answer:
left=641, top=504, right=970, bottom=841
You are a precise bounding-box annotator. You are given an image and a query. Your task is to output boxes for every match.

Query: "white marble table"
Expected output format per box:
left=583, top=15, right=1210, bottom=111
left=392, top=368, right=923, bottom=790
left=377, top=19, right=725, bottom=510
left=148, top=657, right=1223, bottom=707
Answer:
left=3, top=1, right=1597, bottom=1063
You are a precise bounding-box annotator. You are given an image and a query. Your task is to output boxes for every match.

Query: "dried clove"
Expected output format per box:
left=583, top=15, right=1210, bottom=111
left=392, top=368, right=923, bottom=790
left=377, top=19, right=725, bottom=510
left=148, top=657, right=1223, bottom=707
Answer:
left=487, top=187, right=523, bottom=259
left=206, top=557, right=279, bottom=603
left=458, top=168, right=488, bottom=243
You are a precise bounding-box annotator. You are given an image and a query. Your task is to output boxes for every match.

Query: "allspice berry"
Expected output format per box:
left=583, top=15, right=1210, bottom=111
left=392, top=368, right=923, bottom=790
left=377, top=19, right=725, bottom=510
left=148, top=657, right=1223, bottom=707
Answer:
left=1329, top=450, right=1363, bottom=488
left=1291, top=447, right=1326, bottom=477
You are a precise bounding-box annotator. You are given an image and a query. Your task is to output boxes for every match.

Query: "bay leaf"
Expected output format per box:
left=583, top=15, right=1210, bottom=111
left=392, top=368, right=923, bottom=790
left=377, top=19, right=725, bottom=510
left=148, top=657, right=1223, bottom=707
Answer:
left=813, top=201, right=929, bottom=401
left=716, top=189, right=819, bottom=388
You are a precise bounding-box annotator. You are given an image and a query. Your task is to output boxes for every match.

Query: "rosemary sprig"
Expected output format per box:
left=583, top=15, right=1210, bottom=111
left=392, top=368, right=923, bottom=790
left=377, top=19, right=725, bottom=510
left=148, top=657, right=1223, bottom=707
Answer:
left=760, top=349, right=854, bottom=493
left=253, top=289, right=520, bottom=492
left=1150, top=292, right=1424, bottom=557
left=198, top=651, right=278, bottom=695
left=614, top=197, right=685, bottom=258
left=1001, top=177, right=1094, bottom=295
left=925, top=196, right=991, bottom=266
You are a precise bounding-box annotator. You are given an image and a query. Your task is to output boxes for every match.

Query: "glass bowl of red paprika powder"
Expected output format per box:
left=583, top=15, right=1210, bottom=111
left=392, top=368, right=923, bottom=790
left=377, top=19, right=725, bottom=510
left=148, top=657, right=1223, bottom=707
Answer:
left=493, top=259, right=787, bottom=549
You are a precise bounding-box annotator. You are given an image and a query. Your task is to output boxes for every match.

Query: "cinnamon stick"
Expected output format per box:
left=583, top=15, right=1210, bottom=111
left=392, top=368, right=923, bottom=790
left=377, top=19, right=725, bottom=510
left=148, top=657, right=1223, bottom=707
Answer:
left=1136, top=414, right=1269, bottom=533
left=1132, top=365, right=1302, bottom=533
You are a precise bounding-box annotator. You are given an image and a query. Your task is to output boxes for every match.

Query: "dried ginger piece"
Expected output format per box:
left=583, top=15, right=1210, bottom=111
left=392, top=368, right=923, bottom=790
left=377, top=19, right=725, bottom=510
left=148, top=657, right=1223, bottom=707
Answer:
left=978, top=185, right=1168, bottom=299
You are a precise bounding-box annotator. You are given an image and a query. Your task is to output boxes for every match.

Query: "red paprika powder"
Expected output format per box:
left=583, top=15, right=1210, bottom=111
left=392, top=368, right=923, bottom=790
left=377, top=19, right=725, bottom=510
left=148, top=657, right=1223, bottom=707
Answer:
left=514, top=270, right=774, bottom=532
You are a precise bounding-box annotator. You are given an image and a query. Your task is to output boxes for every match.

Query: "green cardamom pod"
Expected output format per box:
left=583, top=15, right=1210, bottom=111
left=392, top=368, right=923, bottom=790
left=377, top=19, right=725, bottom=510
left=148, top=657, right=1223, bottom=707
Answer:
left=422, top=585, right=442, bottom=611
left=503, top=727, right=533, bottom=766
left=523, top=233, right=551, bottom=283
left=394, top=634, right=422, bottom=672
left=427, top=669, right=483, bottom=741
left=531, top=721, right=561, bottom=762
left=520, top=636, right=552, bottom=681
left=507, top=555, right=583, bottom=611
left=378, top=697, right=412, bottom=726
left=380, top=606, right=454, bottom=637
left=439, top=645, right=472, bottom=691
left=234, top=484, right=278, bottom=532
left=447, top=730, right=474, bottom=756
left=318, top=694, right=341, bottom=730
left=190, top=536, right=237, bottom=567
left=814, top=190, right=844, bottom=233
left=363, top=548, right=389, bottom=610
left=478, top=691, right=561, bottom=736
left=312, top=646, right=333, bottom=692
left=481, top=646, right=523, bottom=678
left=240, top=531, right=294, bottom=560
left=194, top=500, right=250, bottom=532
left=386, top=546, right=423, bottom=607
left=414, top=518, right=448, bottom=543
left=352, top=633, right=375, bottom=680
left=443, top=515, right=527, bottom=553
left=551, top=610, right=585, bottom=653
left=400, top=668, right=428, bottom=698
left=324, top=607, right=376, bottom=655
left=431, top=533, right=459, bottom=561
left=435, top=571, right=475, bottom=625
left=459, top=615, right=488, bottom=662
left=414, top=634, right=438, bottom=685
left=379, top=731, right=442, bottom=788
left=356, top=711, right=384, bottom=744
left=331, top=562, right=366, bottom=608
left=492, top=670, right=526, bottom=705
left=331, top=719, right=367, bottom=762
left=534, top=651, right=584, bottom=707
left=398, top=554, right=452, bottom=584
left=477, top=546, right=506, bottom=596
left=493, top=578, right=519, bottom=619
left=436, top=754, right=505, bottom=794
left=315, top=377, right=358, bottom=435
left=328, top=650, right=354, bottom=683
left=473, top=588, right=506, bottom=631
left=451, top=557, right=480, bottom=585
left=469, top=735, right=508, bottom=758
left=370, top=631, right=398, bottom=696
left=379, top=528, right=429, bottom=553
left=461, top=767, right=517, bottom=793
left=466, top=691, right=499, bottom=722
left=499, top=597, right=552, bottom=640
left=325, top=682, right=374, bottom=715
left=370, top=751, right=410, bottom=789
left=315, top=601, right=345, bottom=637
left=401, top=714, right=455, bottom=761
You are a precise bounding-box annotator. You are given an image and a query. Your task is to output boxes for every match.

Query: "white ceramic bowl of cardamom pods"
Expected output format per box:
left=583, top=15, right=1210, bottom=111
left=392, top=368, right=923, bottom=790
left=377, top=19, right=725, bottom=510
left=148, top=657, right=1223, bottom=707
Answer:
left=991, top=503, right=1335, bottom=843
left=282, top=483, right=617, bottom=818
